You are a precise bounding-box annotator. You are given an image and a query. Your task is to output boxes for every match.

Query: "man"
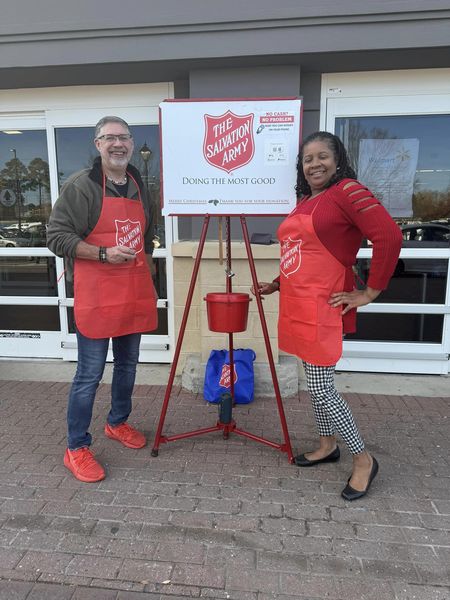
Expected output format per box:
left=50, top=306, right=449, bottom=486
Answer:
left=47, top=116, right=158, bottom=482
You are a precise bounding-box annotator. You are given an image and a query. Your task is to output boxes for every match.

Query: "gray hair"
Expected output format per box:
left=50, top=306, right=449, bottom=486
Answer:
left=94, top=116, right=131, bottom=139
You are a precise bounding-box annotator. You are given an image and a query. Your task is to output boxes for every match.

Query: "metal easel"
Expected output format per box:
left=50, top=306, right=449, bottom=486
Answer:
left=151, top=214, right=294, bottom=462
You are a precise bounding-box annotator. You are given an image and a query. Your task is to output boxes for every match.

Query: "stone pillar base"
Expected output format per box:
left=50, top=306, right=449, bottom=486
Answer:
left=181, top=353, right=299, bottom=398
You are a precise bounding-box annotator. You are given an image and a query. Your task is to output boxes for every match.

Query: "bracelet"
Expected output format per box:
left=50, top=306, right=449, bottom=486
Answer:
left=272, top=280, right=280, bottom=291
left=99, top=246, right=107, bottom=263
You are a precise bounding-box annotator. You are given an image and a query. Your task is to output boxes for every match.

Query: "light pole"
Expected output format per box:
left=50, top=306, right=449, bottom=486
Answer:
left=10, top=148, right=22, bottom=232
left=37, top=176, right=42, bottom=208
left=139, top=142, right=152, bottom=190
left=140, top=142, right=160, bottom=246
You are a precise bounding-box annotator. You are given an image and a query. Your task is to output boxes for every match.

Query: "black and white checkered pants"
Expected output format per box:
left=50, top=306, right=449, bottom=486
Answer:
left=303, top=361, right=365, bottom=454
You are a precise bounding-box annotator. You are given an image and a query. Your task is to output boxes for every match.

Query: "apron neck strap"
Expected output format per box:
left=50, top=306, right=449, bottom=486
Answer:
left=102, top=171, right=141, bottom=202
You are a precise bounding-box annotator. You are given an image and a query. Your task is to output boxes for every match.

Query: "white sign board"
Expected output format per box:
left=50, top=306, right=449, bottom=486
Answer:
left=160, top=98, right=302, bottom=215
left=358, top=138, right=420, bottom=218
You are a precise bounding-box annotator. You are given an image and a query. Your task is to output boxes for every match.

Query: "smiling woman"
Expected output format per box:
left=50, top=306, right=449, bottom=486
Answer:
left=301, top=142, right=339, bottom=196
left=254, top=130, right=402, bottom=502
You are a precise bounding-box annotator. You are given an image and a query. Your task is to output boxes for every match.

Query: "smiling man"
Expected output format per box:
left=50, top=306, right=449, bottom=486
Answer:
left=47, top=116, right=158, bottom=482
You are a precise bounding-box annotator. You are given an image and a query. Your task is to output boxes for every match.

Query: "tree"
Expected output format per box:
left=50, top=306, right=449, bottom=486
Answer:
left=27, top=157, right=50, bottom=208
left=0, top=156, right=29, bottom=229
left=0, top=156, right=29, bottom=192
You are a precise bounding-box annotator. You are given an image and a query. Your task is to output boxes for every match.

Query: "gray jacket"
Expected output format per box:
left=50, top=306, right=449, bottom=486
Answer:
left=47, top=157, right=155, bottom=281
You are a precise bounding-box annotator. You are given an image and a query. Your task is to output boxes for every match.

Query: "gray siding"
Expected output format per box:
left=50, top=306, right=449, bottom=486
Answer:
left=1, top=1, right=449, bottom=89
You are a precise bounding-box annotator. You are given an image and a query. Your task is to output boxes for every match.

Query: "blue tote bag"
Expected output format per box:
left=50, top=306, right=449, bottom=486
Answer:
left=204, top=349, right=256, bottom=404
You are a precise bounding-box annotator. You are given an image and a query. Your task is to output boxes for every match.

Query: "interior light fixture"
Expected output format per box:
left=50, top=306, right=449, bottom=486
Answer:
left=2, top=130, right=23, bottom=135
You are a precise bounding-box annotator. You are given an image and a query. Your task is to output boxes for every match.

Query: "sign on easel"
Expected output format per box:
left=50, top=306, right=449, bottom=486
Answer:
left=160, top=98, right=302, bottom=216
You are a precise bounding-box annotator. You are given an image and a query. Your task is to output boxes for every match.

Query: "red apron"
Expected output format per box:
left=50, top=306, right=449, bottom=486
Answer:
left=74, top=173, right=158, bottom=339
left=277, top=197, right=346, bottom=366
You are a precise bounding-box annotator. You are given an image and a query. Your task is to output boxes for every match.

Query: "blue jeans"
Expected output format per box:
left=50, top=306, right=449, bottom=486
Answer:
left=67, top=329, right=141, bottom=450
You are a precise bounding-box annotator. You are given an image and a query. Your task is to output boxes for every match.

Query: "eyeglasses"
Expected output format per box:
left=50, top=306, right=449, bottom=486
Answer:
left=96, top=134, right=133, bottom=143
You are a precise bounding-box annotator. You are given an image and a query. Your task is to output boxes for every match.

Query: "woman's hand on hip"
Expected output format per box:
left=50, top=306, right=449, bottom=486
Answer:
left=329, top=287, right=381, bottom=315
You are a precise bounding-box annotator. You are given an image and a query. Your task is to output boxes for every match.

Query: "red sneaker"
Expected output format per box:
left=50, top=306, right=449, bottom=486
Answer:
left=64, top=448, right=105, bottom=483
left=104, top=422, right=146, bottom=449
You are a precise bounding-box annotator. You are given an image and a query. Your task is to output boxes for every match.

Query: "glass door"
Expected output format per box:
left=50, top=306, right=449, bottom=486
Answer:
left=0, top=116, right=61, bottom=358
left=46, top=107, right=174, bottom=363
left=324, top=83, right=450, bottom=374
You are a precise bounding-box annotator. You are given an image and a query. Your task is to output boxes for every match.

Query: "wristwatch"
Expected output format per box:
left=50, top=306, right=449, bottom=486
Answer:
left=99, top=246, right=107, bottom=263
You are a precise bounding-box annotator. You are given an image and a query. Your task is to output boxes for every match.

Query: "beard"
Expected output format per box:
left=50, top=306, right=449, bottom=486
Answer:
left=108, top=153, right=129, bottom=167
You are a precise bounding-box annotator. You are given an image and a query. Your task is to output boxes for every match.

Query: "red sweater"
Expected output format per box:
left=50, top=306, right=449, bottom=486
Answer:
left=276, top=178, right=402, bottom=333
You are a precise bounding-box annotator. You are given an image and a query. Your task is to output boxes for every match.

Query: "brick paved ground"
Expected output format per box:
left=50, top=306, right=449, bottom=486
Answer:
left=0, top=379, right=449, bottom=599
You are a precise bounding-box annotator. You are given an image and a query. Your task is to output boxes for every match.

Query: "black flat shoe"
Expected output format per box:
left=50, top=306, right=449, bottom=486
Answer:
left=341, top=456, right=379, bottom=501
left=294, top=446, right=340, bottom=467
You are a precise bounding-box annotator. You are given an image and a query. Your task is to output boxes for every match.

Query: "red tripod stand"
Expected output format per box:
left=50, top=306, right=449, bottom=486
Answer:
left=151, top=215, right=294, bottom=463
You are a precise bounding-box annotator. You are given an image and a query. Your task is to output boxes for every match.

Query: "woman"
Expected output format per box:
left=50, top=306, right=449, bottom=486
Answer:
left=255, top=131, right=402, bottom=500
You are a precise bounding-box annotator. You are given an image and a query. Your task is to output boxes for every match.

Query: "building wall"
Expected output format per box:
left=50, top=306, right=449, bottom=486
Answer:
left=1, top=2, right=449, bottom=89
left=1, top=4, right=450, bottom=373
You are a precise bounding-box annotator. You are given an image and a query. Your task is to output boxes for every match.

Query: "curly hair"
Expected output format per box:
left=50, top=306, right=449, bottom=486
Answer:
left=295, top=131, right=356, bottom=197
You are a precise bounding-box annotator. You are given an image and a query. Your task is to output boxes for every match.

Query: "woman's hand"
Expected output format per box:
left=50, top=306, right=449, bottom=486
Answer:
left=329, top=287, right=381, bottom=315
left=251, top=281, right=279, bottom=296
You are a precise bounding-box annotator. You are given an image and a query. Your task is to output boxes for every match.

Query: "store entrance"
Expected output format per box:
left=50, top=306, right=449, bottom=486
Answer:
left=0, top=116, right=61, bottom=358
left=0, top=86, right=174, bottom=363
left=324, top=71, right=450, bottom=374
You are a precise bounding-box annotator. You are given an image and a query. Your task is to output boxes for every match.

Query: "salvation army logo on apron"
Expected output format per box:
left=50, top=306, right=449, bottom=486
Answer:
left=280, top=237, right=302, bottom=278
left=115, top=219, right=143, bottom=253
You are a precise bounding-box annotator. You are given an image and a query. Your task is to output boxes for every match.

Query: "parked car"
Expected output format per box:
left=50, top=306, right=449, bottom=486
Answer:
left=0, top=230, right=36, bottom=248
left=395, top=222, right=450, bottom=276
left=24, top=224, right=47, bottom=247
left=400, top=222, right=450, bottom=244
left=0, top=231, right=19, bottom=247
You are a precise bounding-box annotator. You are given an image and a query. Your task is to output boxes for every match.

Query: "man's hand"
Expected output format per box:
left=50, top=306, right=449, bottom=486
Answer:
left=75, top=240, right=134, bottom=263
left=105, top=245, right=136, bottom=264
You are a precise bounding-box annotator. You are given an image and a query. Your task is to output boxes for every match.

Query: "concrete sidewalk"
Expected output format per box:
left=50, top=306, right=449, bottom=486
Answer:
left=1, top=358, right=450, bottom=397
left=0, top=366, right=449, bottom=599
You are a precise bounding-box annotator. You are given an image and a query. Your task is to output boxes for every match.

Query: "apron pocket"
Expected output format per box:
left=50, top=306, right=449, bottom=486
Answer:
left=98, top=273, right=134, bottom=321
left=285, top=296, right=318, bottom=342
left=98, top=270, right=155, bottom=320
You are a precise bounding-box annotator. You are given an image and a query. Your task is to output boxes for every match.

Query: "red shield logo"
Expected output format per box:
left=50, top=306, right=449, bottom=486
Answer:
left=203, top=111, right=255, bottom=174
left=280, top=238, right=302, bottom=277
left=219, top=364, right=238, bottom=388
left=115, top=219, right=143, bottom=253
